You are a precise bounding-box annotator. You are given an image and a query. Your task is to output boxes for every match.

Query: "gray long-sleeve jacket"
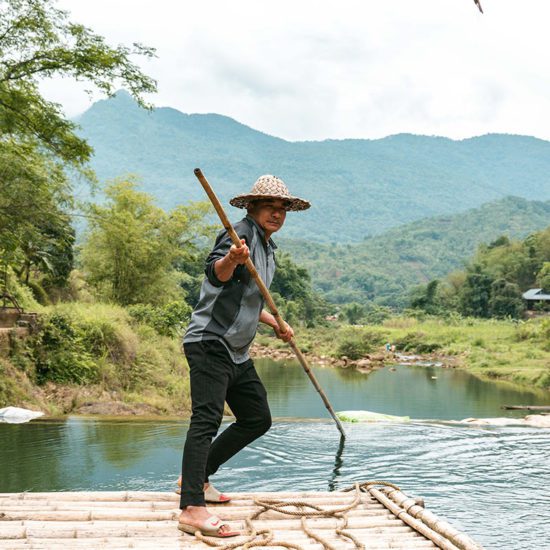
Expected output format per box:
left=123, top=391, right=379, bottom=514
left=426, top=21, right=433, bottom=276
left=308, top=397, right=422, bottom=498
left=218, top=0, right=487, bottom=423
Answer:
left=183, top=215, right=277, bottom=363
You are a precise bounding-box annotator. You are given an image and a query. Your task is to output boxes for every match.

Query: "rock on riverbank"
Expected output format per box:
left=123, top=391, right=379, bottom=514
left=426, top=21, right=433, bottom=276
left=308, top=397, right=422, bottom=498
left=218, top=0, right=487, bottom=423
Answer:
left=250, top=343, right=459, bottom=374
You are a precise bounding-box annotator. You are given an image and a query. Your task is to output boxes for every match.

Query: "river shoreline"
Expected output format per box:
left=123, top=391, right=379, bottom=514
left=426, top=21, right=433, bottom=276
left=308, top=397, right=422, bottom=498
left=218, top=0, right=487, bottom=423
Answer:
left=250, top=342, right=461, bottom=373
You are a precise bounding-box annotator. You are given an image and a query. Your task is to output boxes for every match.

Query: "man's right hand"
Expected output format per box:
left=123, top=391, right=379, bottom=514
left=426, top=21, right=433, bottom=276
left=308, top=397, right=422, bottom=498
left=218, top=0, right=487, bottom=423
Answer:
left=227, top=239, right=250, bottom=265
left=214, top=239, right=250, bottom=282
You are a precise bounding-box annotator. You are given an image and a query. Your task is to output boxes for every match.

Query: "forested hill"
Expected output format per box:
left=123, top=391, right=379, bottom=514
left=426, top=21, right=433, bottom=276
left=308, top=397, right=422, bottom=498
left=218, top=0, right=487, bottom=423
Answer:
left=76, top=91, right=550, bottom=243
left=279, top=196, right=550, bottom=307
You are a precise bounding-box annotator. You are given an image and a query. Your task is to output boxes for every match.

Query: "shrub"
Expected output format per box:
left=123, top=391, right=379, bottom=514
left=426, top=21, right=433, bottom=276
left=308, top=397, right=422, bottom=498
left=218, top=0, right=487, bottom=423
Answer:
left=0, top=268, right=41, bottom=311
left=336, top=329, right=387, bottom=359
left=393, top=331, right=442, bottom=353
left=127, top=301, right=192, bottom=337
left=26, top=280, right=51, bottom=305
left=33, top=312, right=99, bottom=384
left=535, top=370, right=550, bottom=389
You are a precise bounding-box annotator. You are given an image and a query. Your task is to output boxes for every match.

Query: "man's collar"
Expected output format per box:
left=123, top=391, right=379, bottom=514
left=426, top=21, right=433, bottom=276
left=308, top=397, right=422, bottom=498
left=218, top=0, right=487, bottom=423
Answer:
left=245, top=214, right=278, bottom=249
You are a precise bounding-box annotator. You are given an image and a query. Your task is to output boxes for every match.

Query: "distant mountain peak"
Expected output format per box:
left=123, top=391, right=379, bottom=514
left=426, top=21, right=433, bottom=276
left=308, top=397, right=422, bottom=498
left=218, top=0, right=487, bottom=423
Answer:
left=75, top=93, right=550, bottom=244
left=112, top=89, right=133, bottom=101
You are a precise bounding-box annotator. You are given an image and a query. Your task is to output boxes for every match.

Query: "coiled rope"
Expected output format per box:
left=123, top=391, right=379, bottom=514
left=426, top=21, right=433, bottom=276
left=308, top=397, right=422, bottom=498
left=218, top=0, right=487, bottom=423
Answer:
left=194, top=481, right=400, bottom=550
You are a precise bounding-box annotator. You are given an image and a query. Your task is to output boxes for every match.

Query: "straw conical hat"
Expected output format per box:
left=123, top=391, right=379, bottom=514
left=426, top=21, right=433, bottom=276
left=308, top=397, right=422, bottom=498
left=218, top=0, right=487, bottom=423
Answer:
left=229, top=175, right=310, bottom=211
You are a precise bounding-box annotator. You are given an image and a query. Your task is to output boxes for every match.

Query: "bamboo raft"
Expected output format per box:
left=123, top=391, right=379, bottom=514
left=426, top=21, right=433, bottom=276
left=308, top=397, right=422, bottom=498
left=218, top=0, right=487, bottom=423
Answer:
left=0, top=483, right=484, bottom=550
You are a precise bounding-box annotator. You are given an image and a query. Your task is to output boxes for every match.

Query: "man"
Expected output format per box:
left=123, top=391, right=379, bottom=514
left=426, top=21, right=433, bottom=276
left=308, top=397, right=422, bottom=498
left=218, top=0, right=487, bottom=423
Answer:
left=178, top=175, right=311, bottom=537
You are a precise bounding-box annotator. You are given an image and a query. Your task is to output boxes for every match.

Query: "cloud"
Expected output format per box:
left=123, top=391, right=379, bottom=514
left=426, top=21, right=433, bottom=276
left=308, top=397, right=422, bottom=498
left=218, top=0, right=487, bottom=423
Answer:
left=38, top=0, right=550, bottom=142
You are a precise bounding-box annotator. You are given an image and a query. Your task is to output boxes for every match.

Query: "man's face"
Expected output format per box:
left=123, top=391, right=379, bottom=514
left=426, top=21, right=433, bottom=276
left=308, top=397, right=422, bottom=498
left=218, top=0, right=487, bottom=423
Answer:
left=248, top=199, right=288, bottom=236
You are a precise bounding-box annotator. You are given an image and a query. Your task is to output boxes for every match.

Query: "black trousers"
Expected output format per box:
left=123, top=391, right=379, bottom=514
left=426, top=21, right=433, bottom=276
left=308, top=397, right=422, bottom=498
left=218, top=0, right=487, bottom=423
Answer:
left=179, top=340, right=272, bottom=508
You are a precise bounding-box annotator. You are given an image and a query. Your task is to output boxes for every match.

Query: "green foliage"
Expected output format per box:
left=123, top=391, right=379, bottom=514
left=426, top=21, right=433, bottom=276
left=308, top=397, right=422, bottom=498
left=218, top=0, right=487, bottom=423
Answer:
left=358, top=303, right=393, bottom=324
left=410, top=280, right=443, bottom=315
left=488, top=279, right=524, bottom=318
left=127, top=301, right=192, bottom=337
left=0, top=0, right=156, bottom=167
left=17, top=302, right=190, bottom=400
left=393, top=331, right=442, bottom=353
left=33, top=312, right=99, bottom=384
left=76, top=92, right=550, bottom=243
left=0, top=0, right=156, bottom=303
left=342, top=302, right=365, bottom=325
left=25, top=280, right=50, bottom=305
left=454, top=227, right=549, bottom=318
left=270, top=251, right=330, bottom=326
left=408, top=226, right=550, bottom=319
left=1, top=301, right=192, bottom=413
left=459, top=265, right=493, bottom=318
left=0, top=267, right=40, bottom=311
left=282, top=197, right=550, bottom=309
left=0, top=357, right=36, bottom=407
left=537, top=262, right=550, bottom=292
left=80, top=178, right=213, bottom=306
left=336, top=329, right=387, bottom=359
left=0, top=140, right=75, bottom=297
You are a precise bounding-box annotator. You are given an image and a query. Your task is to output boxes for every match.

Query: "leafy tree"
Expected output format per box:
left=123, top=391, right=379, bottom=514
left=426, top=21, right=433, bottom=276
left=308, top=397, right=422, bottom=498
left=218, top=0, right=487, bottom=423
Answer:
left=0, top=140, right=74, bottom=298
left=537, top=262, right=550, bottom=292
left=488, top=279, right=524, bottom=318
left=343, top=302, right=366, bottom=325
left=270, top=252, right=330, bottom=326
left=271, top=252, right=310, bottom=302
left=0, top=0, right=156, bottom=168
left=459, top=265, right=493, bottom=318
left=127, top=301, right=192, bottom=337
left=487, top=235, right=510, bottom=249
left=0, top=0, right=156, bottom=301
left=80, top=179, right=212, bottom=306
left=409, top=280, right=442, bottom=314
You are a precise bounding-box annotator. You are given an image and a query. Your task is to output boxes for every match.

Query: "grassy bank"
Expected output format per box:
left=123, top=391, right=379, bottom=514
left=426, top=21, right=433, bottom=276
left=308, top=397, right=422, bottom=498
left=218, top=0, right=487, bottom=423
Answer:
left=1, top=302, right=190, bottom=415
left=256, top=316, right=550, bottom=390
left=3, top=310, right=549, bottom=416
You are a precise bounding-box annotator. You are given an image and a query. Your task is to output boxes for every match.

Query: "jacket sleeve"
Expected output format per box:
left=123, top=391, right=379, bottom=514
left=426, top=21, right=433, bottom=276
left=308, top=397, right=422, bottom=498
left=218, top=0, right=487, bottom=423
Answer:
left=205, top=222, right=253, bottom=287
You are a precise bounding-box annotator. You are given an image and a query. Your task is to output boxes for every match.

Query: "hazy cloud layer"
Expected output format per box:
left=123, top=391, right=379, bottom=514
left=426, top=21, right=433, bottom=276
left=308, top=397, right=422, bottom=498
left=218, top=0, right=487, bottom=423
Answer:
left=39, top=0, right=550, bottom=141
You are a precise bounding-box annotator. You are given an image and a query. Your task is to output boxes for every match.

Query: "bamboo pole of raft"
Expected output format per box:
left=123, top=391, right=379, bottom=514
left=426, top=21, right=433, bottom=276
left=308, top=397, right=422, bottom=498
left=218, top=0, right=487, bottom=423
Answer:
left=194, top=168, right=346, bottom=439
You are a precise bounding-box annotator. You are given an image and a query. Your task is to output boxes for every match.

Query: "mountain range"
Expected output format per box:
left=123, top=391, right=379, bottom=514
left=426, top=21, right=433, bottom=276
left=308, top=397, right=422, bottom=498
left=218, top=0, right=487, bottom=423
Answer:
left=76, top=91, right=550, bottom=244
left=279, top=196, right=550, bottom=306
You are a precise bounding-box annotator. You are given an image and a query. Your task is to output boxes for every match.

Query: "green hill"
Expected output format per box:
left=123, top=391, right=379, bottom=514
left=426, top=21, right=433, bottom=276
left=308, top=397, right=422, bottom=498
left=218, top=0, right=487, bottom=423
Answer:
left=279, top=196, right=550, bottom=307
left=76, top=91, right=550, bottom=243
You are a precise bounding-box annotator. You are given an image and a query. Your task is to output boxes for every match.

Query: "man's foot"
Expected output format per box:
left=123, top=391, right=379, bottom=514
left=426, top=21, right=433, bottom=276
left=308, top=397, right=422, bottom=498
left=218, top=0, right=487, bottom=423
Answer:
left=178, top=506, right=240, bottom=537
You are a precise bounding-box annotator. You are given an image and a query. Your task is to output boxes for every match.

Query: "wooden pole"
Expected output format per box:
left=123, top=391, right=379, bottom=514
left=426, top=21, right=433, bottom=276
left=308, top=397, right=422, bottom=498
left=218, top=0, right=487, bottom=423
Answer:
left=193, top=168, right=346, bottom=439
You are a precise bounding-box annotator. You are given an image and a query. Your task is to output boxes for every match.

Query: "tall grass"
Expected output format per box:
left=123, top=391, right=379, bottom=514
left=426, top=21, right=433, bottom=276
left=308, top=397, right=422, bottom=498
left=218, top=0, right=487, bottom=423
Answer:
left=3, top=302, right=190, bottom=414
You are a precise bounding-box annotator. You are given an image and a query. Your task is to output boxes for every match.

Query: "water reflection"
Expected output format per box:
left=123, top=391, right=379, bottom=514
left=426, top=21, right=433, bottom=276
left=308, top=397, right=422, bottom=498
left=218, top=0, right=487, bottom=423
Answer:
left=328, top=435, right=346, bottom=491
left=1, top=362, right=549, bottom=550
left=0, top=420, right=67, bottom=492
left=255, top=360, right=549, bottom=420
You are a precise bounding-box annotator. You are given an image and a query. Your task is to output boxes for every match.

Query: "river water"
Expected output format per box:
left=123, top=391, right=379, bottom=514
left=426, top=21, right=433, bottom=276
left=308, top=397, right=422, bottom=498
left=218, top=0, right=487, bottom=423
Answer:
left=1, top=360, right=549, bottom=549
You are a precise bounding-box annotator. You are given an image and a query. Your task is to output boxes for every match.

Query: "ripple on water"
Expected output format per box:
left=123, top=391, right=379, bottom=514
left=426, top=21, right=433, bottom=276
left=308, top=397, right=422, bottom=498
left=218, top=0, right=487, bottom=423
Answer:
left=212, top=421, right=550, bottom=550
left=1, top=416, right=549, bottom=550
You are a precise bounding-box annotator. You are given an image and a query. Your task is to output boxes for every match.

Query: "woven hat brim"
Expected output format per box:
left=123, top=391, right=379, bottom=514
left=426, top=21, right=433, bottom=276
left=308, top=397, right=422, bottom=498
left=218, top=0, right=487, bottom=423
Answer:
left=229, top=193, right=311, bottom=212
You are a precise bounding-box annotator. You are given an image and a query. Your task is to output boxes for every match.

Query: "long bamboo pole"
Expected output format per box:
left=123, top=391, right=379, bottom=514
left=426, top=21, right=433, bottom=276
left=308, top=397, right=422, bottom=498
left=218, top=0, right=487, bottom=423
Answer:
left=194, top=168, right=346, bottom=439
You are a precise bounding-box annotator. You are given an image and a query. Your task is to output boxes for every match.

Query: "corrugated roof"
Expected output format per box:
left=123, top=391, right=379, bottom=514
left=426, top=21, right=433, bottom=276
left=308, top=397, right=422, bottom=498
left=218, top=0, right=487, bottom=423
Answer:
left=522, top=288, right=550, bottom=300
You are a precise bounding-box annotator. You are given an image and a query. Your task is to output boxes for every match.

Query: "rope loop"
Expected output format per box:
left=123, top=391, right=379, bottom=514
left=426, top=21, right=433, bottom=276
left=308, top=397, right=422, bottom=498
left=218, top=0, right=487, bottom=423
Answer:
left=198, top=482, right=366, bottom=550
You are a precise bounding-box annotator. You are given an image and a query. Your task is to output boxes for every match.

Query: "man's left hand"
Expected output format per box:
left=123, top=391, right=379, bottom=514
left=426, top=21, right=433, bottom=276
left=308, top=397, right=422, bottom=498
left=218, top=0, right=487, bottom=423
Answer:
left=273, top=322, right=294, bottom=342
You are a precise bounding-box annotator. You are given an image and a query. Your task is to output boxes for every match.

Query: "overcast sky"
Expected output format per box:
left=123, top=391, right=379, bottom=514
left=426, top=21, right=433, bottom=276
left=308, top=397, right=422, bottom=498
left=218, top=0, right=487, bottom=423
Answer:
left=40, top=0, right=550, bottom=142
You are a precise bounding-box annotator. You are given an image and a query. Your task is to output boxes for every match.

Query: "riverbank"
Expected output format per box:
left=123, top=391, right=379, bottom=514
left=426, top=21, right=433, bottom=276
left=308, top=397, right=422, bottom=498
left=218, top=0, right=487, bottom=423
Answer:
left=2, top=314, right=548, bottom=417
left=0, top=302, right=192, bottom=417
left=251, top=343, right=460, bottom=372
left=255, top=316, right=550, bottom=391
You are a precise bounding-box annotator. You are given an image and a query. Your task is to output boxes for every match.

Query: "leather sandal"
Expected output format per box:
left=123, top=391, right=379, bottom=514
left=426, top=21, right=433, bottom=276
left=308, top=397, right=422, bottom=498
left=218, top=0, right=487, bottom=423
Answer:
left=178, top=515, right=240, bottom=538
left=204, top=483, right=231, bottom=503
